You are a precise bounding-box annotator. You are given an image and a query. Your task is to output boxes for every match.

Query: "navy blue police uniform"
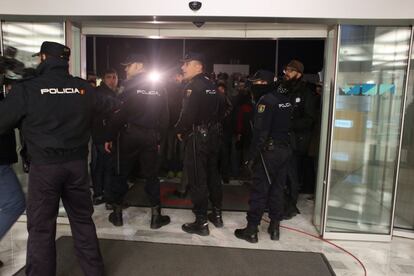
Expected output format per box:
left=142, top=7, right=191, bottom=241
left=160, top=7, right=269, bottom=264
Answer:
left=105, top=67, right=169, bottom=228
left=176, top=71, right=224, bottom=235
left=235, top=70, right=292, bottom=243
left=0, top=41, right=115, bottom=276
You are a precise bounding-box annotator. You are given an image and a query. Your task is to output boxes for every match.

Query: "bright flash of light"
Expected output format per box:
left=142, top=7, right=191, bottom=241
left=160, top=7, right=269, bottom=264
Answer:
left=149, top=71, right=161, bottom=82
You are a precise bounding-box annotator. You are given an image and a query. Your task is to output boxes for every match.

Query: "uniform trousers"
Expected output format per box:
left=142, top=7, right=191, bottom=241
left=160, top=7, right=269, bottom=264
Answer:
left=247, top=145, right=291, bottom=226
left=184, top=126, right=222, bottom=217
left=108, top=125, right=160, bottom=206
left=26, top=160, right=104, bottom=276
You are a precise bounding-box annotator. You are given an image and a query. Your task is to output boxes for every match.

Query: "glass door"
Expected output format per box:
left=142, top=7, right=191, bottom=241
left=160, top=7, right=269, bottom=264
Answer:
left=394, top=29, right=414, bottom=238
left=322, top=25, right=412, bottom=240
left=314, top=25, right=339, bottom=233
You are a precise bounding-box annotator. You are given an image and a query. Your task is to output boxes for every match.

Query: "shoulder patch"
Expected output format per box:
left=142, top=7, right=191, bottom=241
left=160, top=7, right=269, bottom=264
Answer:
left=258, top=104, right=266, bottom=113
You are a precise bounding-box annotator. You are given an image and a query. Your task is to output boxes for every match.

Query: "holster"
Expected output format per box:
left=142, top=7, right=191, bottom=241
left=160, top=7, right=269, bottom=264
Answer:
left=195, top=125, right=209, bottom=143
left=263, top=138, right=289, bottom=152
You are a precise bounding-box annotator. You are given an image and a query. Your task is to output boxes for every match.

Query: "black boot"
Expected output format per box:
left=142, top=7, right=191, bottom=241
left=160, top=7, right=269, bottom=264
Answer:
left=182, top=216, right=209, bottom=236
left=234, top=224, right=258, bottom=243
left=0, top=260, right=3, bottom=268
left=108, top=204, right=123, bottom=226
left=207, top=207, right=223, bottom=228
left=268, top=221, right=280, bottom=240
left=150, top=205, right=171, bottom=229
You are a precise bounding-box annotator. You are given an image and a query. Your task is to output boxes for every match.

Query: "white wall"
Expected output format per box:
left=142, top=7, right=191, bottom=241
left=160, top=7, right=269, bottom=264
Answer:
left=1, top=0, right=414, bottom=20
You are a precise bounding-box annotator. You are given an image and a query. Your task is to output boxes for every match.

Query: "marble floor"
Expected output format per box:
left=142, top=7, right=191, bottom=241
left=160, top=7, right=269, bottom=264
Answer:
left=1, top=196, right=414, bottom=276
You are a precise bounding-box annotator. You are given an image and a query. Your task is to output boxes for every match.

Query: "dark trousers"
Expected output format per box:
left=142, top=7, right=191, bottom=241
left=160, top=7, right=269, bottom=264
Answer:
left=285, top=152, right=301, bottom=213
left=26, top=160, right=104, bottom=276
left=184, top=128, right=221, bottom=217
left=218, top=132, right=232, bottom=180
left=247, top=146, right=291, bottom=226
left=109, top=126, right=160, bottom=206
left=90, top=143, right=114, bottom=199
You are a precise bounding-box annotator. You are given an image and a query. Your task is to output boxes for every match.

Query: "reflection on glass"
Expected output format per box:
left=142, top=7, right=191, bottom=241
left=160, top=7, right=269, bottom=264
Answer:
left=1, top=21, right=65, bottom=201
left=2, top=22, right=64, bottom=70
left=326, top=25, right=411, bottom=234
left=395, top=35, right=414, bottom=232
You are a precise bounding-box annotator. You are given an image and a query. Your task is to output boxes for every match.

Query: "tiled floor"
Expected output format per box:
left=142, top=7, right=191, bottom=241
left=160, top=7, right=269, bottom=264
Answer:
left=1, top=196, right=414, bottom=276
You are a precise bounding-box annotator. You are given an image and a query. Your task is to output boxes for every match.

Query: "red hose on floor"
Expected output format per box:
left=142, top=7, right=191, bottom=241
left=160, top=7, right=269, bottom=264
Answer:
left=262, top=218, right=367, bottom=276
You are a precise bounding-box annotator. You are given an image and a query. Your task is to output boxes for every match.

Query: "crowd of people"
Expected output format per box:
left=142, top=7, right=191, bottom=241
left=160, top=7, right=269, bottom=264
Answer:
left=0, top=41, right=321, bottom=275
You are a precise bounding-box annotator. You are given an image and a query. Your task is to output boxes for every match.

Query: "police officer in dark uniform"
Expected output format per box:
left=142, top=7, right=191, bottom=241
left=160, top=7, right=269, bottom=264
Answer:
left=104, top=54, right=170, bottom=229
left=235, top=70, right=292, bottom=243
left=0, top=41, right=111, bottom=276
left=280, top=60, right=316, bottom=219
left=176, top=52, right=224, bottom=236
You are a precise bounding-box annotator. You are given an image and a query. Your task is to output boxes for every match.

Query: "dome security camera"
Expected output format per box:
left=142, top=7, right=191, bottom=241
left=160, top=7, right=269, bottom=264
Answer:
left=193, top=21, right=205, bottom=28
left=189, top=1, right=202, bottom=11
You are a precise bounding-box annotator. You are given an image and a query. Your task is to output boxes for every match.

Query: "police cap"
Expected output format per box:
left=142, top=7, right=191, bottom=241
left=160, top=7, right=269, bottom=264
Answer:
left=248, top=70, right=275, bottom=84
left=121, top=54, right=147, bottom=66
left=181, top=52, right=205, bottom=64
left=32, top=41, right=71, bottom=60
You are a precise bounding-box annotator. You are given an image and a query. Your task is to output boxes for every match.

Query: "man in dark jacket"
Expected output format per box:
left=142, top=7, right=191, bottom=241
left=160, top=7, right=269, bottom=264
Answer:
left=280, top=60, right=317, bottom=218
left=0, top=41, right=115, bottom=276
left=90, top=69, right=119, bottom=205
left=0, top=82, right=26, bottom=268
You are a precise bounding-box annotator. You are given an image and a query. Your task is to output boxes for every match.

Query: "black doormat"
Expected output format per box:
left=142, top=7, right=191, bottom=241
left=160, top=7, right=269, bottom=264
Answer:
left=123, top=180, right=251, bottom=211
left=14, top=236, right=336, bottom=276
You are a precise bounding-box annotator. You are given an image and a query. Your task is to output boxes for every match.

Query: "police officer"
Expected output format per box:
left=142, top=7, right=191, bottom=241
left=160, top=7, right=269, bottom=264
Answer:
left=176, top=52, right=224, bottom=236
left=0, top=41, right=111, bottom=275
left=104, top=54, right=170, bottom=229
left=234, top=70, right=292, bottom=243
left=280, top=60, right=316, bottom=219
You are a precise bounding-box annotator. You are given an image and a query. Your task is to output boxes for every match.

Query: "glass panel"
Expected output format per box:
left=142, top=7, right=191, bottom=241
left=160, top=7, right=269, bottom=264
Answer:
left=314, top=27, right=338, bottom=233
left=395, top=29, right=414, bottom=232
left=2, top=22, right=64, bottom=69
left=326, top=25, right=411, bottom=234
left=70, top=25, right=81, bottom=77
left=1, top=21, right=64, bottom=196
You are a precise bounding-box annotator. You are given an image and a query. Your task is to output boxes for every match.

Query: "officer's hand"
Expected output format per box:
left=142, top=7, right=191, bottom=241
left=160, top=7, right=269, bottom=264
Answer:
left=104, top=142, right=113, bottom=153
left=177, top=133, right=183, bottom=142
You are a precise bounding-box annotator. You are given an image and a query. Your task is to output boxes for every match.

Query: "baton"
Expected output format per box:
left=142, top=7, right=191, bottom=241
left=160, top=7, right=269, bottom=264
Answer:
left=249, top=120, right=272, bottom=185
left=192, top=124, right=199, bottom=185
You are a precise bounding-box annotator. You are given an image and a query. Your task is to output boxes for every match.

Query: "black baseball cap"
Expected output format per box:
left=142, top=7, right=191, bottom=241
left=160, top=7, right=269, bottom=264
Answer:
left=121, top=54, right=147, bottom=66
left=181, top=52, right=205, bottom=64
left=32, top=41, right=70, bottom=60
left=248, top=70, right=275, bottom=84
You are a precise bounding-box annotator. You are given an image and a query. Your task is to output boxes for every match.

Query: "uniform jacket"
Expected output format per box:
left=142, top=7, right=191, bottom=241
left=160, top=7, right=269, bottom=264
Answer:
left=0, top=57, right=116, bottom=164
left=175, top=73, right=222, bottom=135
left=248, top=88, right=292, bottom=161
left=105, top=72, right=169, bottom=141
